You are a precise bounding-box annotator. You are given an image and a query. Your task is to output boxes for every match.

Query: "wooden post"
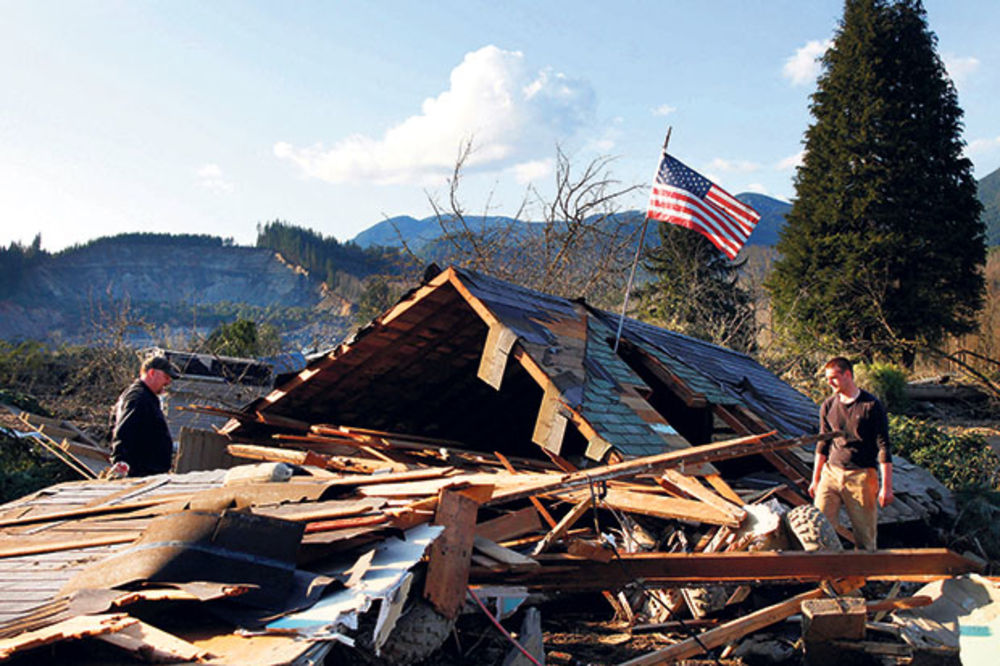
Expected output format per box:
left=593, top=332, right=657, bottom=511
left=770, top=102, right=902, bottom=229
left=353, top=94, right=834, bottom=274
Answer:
left=423, top=487, right=481, bottom=619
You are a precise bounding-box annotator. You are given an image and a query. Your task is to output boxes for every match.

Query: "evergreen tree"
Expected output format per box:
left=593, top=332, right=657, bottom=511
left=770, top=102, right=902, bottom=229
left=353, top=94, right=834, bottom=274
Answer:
left=203, top=318, right=282, bottom=357
left=767, top=0, right=985, bottom=364
left=636, top=223, right=756, bottom=352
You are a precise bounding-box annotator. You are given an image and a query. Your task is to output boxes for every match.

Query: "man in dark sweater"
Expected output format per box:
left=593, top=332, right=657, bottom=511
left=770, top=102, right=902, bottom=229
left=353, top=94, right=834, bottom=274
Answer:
left=808, top=356, right=894, bottom=550
left=110, top=355, right=178, bottom=477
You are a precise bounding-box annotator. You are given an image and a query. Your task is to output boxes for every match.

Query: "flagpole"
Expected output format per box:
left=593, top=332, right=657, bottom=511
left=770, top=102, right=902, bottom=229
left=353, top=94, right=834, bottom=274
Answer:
left=613, top=127, right=671, bottom=352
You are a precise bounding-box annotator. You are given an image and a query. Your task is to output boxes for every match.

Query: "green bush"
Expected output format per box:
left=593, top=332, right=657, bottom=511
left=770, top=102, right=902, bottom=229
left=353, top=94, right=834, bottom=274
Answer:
left=857, top=362, right=909, bottom=413
left=951, top=487, right=1000, bottom=563
left=889, top=415, right=1000, bottom=491
left=890, top=416, right=1000, bottom=564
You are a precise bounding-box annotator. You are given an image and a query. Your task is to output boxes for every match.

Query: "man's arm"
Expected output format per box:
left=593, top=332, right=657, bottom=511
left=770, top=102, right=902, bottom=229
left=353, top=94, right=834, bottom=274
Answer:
left=809, top=451, right=827, bottom=498
left=874, top=398, right=893, bottom=506
left=878, top=461, right=894, bottom=506
left=811, top=399, right=832, bottom=498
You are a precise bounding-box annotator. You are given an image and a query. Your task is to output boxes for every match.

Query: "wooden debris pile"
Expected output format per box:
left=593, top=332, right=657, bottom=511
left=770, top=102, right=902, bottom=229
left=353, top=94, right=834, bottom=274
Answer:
left=0, top=403, right=110, bottom=479
left=0, top=424, right=980, bottom=664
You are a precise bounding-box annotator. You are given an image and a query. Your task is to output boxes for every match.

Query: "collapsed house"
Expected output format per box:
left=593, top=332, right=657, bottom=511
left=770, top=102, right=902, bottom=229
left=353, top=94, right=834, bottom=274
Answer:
left=0, top=266, right=983, bottom=664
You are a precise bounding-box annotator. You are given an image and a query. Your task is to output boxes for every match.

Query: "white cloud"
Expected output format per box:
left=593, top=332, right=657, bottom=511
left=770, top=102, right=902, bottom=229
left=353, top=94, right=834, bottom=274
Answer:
left=707, top=158, right=761, bottom=173
left=274, top=45, right=595, bottom=185
left=196, top=163, right=234, bottom=193
left=776, top=151, right=804, bottom=171
left=511, top=158, right=553, bottom=184
left=783, top=39, right=831, bottom=86
left=744, top=183, right=769, bottom=195
left=943, top=53, right=980, bottom=86
left=966, top=136, right=1000, bottom=156
left=652, top=104, right=676, bottom=116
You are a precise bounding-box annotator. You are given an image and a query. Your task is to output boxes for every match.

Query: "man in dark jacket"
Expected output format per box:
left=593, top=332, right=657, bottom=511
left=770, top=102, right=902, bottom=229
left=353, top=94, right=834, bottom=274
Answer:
left=110, top=355, right=178, bottom=477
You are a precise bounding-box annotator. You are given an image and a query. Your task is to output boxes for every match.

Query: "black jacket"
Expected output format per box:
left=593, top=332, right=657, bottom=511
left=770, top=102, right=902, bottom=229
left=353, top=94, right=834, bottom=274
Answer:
left=110, top=379, right=173, bottom=476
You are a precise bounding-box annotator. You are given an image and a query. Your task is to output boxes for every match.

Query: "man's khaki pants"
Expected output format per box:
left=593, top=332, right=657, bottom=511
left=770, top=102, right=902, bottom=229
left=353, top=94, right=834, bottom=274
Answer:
left=814, top=464, right=878, bottom=550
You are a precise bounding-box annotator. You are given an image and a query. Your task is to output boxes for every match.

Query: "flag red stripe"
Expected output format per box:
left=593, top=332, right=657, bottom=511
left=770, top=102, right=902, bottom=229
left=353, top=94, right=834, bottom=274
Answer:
left=647, top=195, right=744, bottom=253
left=706, top=186, right=760, bottom=223
left=706, top=188, right=758, bottom=234
left=647, top=196, right=741, bottom=256
left=650, top=186, right=749, bottom=243
left=648, top=209, right=738, bottom=259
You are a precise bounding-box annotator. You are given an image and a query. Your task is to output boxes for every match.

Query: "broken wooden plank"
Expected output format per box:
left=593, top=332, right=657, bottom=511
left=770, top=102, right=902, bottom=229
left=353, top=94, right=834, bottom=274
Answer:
left=470, top=549, right=981, bottom=589
left=473, top=536, right=539, bottom=570
left=256, top=497, right=387, bottom=523
left=567, top=539, right=614, bottom=563
left=493, top=451, right=558, bottom=529
left=702, top=473, right=744, bottom=505
left=532, top=383, right=570, bottom=454
left=475, top=506, right=543, bottom=543
left=618, top=586, right=848, bottom=665
left=478, top=321, right=518, bottom=389
left=866, top=595, right=932, bottom=613
left=659, top=469, right=746, bottom=521
left=555, top=487, right=741, bottom=528
left=423, top=487, right=480, bottom=619
left=531, top=498, right=592, bottom=557
left=0, top=498, right=175, bottom=529
left=97, top=618, right=210, bottom=662
left=0, top=533, right=137, bottom=559
left=486, top=431, right=834, bottom=507
left=0, top=613, right=138, bottom=659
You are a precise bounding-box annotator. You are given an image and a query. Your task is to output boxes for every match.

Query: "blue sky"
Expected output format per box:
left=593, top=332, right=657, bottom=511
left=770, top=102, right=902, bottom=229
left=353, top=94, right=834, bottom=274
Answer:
left=2, top=0, right=997, bottom=251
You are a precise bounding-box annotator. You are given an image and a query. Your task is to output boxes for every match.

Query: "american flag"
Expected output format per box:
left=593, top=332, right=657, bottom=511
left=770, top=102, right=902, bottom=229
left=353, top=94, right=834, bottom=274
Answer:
left=646, top=153, right=760, bottom=260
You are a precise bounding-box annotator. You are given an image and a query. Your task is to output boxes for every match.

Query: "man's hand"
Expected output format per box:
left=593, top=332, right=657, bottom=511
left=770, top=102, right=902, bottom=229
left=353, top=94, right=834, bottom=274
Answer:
left=878, top=486, right=894, bottom=507
left=808, top=479, right=819, bottom=499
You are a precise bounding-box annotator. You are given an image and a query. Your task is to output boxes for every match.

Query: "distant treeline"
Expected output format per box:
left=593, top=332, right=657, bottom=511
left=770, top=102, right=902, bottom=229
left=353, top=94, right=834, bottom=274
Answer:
left=255, top=220, right=417, bottom=286
left=60, top=232, right=236, bottom=253
left=0, top=235, right=47, bottom=298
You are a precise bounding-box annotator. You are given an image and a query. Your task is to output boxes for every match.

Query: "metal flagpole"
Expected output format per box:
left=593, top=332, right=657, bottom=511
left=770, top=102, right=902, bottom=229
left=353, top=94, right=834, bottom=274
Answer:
left=613, top=127, right=671, bottom=352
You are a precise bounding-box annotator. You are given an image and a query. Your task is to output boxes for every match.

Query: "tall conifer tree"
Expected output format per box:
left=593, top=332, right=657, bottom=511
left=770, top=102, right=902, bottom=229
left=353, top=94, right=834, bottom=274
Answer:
left=637, top=224, right=756, bottom=352
left=767, top=0, right=984, bottom=364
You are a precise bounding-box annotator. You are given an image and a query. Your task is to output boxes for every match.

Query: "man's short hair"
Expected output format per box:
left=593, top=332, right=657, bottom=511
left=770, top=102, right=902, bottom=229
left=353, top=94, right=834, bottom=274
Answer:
left=823, top=356, right=853, bottom=374
left=142, top=355, right=179, bottom=379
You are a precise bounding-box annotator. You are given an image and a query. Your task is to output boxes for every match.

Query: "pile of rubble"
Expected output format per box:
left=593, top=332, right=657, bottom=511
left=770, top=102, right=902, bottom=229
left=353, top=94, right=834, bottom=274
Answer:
left=0, top=426, right=986, bottom=664
left=0, top=266, right=992, bottom=663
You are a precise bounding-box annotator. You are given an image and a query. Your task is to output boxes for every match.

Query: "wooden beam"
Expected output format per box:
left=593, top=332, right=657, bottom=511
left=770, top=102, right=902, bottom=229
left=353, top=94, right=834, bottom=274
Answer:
left=531, top=498, right=592, bottom=557
left=556, top=487, right=739, bottom=527
left=659, top=470, right=746, bottom=522
left=469, top=549, right=981, bottom=590
left=618, top=584, right=862, bottom=665
left=486, top=431, right=835, bottom=507
left=0, top=498, right=174, bottom=529
left=0, top=533, right=137, bottom=559
left=493, top=451, right=558, bottom=528
left=423, top=487, right=480, bottom=619
left=511, top=347, right=614, bottom=456
left=703, top=473, right=744, bottom=505
left=475, top=506, right=543, bottom=543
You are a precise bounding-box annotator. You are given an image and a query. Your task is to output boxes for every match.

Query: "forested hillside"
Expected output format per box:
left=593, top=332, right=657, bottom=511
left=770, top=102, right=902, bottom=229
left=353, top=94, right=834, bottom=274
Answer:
left=256, top=220, right=418, bottom=283
left=0, top=233, right=347, bottom=346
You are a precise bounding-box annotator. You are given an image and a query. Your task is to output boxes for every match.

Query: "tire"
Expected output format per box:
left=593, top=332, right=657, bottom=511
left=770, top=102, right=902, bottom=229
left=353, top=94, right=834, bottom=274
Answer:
left=369, top=598, right=455, bottom=665
left=784, top=505, right=843, bottom=552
